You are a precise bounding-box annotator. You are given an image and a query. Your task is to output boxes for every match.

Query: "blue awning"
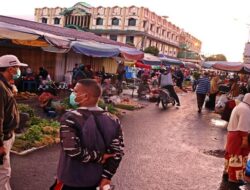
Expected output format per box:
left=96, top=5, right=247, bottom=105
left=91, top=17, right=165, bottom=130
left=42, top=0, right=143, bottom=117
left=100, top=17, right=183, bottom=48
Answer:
left=159, top=57, right=184, bottom=66
left=201, top=61, right=217, bottom=68
left=142, top=53, right=162, bottom=65
left=71, top=41, right=120, bottom=58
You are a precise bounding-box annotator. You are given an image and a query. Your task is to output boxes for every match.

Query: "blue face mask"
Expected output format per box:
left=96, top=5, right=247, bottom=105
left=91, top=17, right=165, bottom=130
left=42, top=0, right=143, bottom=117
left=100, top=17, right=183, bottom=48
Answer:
left=69, top=92, right=78, bottom=107
left=13, top=68, right=21, bottom=80
left=69, top=92, right=86, bottom=107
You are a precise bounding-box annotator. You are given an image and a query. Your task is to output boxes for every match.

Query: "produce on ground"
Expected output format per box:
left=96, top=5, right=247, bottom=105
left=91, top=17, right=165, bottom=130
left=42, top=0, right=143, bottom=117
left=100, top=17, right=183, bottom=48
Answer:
left=13, top=104, right=60, bottom=153
left=15, top=92, right=37, bottom=100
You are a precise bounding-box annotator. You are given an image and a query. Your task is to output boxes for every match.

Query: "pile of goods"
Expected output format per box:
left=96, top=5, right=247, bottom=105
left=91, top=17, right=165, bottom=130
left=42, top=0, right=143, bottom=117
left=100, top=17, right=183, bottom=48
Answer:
left=114, top=98, right=144, bottom=110
left=16, top=91, right=37, bottom=100
left=12, top=104, right=60, bottom=154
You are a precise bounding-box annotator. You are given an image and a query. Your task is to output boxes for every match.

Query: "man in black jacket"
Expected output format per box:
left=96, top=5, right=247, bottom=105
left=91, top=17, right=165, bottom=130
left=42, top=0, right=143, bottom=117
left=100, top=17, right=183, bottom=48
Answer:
left=0, top=55, right=27, bottom=189
left=53, top=79, right=124, bottom=190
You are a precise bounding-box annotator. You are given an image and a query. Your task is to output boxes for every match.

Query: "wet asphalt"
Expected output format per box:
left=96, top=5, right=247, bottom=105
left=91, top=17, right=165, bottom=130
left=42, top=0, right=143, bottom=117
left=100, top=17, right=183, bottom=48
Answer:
left=10, top=92, right=248, bottom=190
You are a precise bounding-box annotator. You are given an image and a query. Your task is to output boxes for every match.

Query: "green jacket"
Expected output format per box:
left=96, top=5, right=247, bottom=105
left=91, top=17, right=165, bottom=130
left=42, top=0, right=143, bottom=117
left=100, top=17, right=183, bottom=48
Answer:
left=0, top=74, right=19, bottom=146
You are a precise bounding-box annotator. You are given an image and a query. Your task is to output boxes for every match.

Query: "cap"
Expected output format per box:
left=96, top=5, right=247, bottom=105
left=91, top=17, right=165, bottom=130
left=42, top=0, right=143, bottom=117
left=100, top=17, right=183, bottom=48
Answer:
left=0, top=55, right=28, bottom=68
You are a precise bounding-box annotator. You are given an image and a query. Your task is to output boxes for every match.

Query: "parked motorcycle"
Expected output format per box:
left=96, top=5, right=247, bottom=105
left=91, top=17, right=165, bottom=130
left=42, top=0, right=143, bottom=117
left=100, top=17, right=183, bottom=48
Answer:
left=158, top=88, right=175, bottom=109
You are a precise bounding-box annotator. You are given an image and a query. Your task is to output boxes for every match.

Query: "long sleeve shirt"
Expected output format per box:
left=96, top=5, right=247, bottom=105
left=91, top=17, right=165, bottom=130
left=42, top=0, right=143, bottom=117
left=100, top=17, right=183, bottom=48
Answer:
left=57, top=107, right=124, bottom=187
left=0, top=74, right=19, bottom=146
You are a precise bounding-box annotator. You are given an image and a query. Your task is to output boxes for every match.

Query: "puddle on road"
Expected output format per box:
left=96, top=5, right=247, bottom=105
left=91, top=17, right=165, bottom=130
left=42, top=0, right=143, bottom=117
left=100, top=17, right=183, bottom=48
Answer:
left=202, top=149, right=225, bottom=158
left=210, top=118, right=228, bottom=128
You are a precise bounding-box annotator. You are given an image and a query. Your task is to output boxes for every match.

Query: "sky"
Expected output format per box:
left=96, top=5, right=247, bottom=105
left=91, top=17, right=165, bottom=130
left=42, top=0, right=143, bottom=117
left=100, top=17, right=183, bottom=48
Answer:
left=1, top=0, right=250, bottom=61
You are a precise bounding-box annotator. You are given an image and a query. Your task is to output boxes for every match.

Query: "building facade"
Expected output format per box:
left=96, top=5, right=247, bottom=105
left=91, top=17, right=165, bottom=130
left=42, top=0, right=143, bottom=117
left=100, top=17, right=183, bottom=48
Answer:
left=35, top=2, right=202, bottom=59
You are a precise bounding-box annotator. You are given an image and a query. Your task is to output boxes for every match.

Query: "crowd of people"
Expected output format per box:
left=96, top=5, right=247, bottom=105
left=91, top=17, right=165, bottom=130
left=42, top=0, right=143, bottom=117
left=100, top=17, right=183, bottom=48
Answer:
left=0, top=55, right=124, bottom=190
left=1, top=54, right=250, bottom=189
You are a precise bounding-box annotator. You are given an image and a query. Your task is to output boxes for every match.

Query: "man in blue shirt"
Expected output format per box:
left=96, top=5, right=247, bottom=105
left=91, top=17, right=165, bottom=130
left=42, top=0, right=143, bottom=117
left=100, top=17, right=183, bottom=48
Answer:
left=196, top=72, right=210, bottom=113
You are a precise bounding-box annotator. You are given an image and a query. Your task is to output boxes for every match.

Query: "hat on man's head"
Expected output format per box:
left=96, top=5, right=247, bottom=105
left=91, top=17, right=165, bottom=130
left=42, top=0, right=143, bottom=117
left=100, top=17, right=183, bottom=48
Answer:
left=0, top=55, right=28, bottom=68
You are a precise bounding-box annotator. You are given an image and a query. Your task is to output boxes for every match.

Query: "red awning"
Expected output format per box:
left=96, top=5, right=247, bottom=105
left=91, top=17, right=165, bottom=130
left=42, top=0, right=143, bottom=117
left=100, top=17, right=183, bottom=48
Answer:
left=135, top=61, right=151, bottom=69
left=212, top=62, right=243, bottom=72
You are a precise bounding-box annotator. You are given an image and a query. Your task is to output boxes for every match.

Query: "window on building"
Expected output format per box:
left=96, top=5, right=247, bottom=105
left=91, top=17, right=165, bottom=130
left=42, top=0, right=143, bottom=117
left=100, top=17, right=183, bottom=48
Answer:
left=96, top=17, right=103, bottom=25
left=54, top=17, right=60, bottom=25
left=161, top=45, right=164, bottom=51
left=167, top=32, right=170, bottom=38
left=128, top=18, right=136, bottom=26
left=126, top=36, right=134, bottom=44
left=162, top=30, right=165, bottom=36
left=143, top=21, right=147, bottom=28
left=110, top=35, right=118, bottom=41
left=42, top=17, right=47, bottom=24
left=156, top=27, right=159, bottom=34
left=150, top=24, right=154, bottom=31
left=112, top=17, right=119, bottom=26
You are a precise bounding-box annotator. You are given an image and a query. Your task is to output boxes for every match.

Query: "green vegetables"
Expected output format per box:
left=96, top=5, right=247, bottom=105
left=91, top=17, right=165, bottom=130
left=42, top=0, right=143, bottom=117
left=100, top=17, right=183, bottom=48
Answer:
left=17, top=103, right=35, bottom=117
left=13, top=104, right=60, bottom=153
left=98, top=100, right=119, bottom=114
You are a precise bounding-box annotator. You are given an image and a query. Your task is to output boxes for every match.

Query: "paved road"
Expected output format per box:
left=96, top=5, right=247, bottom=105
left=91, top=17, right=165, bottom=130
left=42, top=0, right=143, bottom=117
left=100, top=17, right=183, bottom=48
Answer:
left=10, top=92, right=240, bottom=190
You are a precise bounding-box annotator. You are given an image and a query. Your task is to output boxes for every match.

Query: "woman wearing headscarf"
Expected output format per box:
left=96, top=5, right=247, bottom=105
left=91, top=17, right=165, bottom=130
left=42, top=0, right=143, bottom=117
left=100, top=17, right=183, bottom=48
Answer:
left=224, top=93, right=250, bottom=185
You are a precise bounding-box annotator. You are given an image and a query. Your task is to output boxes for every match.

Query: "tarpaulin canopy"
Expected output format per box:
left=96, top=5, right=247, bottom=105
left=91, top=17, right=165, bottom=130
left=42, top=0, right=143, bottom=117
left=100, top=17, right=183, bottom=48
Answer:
left=135, top=61, right=152, bottom=69
left=142, top=53, right=162, bottom=65
left=71, top=41, right=120, bottom=58
left=119, top=46, right=144, bottom=60
left=44, top=35, right=70, bottom=49
left=184, top=62, right=201, bottom=70
left=0, top=22, right=40, bottom=40
left=41, top=46, right=69, bottom=53
left=212, top=62, right=244, bottom=72
left=159, top=56, right=184, bottom=66
left=243, top=64, right=250, bottom=73
left=201, top=61, right=217, bottom=69
left=203, top=61, right=250, bottom=74
left=12, top=39, right=49, bottom=47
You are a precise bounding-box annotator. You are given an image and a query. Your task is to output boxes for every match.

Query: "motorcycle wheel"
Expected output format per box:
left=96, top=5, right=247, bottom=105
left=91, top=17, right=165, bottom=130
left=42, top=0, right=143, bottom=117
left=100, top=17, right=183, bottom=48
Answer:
left=161, top=99, right=167, bottom=110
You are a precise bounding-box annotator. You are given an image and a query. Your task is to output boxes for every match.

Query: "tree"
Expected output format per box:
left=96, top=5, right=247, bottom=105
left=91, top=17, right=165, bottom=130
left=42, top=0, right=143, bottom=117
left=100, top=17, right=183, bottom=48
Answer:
left=144, top=46, right=159, bottom=56
left=205, top=54, right=227, bottom=61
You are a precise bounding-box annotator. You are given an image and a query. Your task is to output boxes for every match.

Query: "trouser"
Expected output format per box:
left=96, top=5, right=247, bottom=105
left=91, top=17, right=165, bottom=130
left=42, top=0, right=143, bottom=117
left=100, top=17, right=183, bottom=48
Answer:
left=196, top=93, right=206, bottom=110
left=209, top=93, right=217, bottom=110
left=176, top=81, right=183, bottom=89
left=163, top=85, right=180, bottom=104
left=50, top=180, right=97, bottom=190
left=0, top=133, right=15, bottom=190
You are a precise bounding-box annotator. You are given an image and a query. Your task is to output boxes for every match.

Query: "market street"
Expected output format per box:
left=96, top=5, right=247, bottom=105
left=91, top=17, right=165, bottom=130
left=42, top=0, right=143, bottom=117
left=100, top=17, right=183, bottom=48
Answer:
left=10, top=92, right=244, bottom=190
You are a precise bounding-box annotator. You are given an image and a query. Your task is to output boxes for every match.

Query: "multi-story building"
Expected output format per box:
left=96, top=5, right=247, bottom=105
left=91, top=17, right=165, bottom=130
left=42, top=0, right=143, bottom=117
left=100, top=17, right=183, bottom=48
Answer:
left=35, top=2, right=202, bottom=59
left=244, top=42, right=250, bottom=64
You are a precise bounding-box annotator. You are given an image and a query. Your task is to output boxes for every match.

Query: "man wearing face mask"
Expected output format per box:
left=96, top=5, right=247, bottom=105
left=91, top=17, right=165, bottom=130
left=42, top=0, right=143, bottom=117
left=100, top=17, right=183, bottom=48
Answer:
left=52, top=79, right=124, bottom=190
left=0, top=54, right=27, bottom=190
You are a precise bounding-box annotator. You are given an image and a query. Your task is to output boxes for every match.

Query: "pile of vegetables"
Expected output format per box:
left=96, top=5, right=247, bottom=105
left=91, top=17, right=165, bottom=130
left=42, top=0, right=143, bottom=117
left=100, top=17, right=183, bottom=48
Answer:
left=12, top=104, right=60, bottom=153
